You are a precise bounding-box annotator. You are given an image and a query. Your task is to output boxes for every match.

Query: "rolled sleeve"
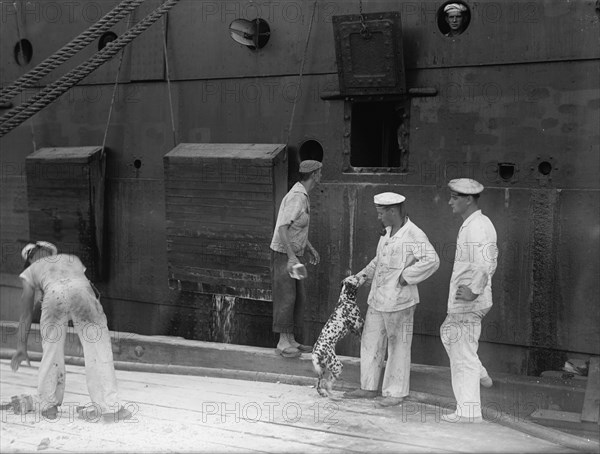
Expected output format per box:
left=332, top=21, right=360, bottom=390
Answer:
left=279, top=194, right=304, bottom=226
left=19, top=268, right=35, bottom=289
left=270, top=183, right=311, bottom=256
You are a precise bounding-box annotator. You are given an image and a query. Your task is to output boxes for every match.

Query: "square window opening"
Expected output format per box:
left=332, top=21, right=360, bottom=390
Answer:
left=348, top=100, right=410, bottom=172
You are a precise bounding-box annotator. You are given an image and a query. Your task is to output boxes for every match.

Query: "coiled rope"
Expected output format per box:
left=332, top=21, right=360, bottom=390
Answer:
left=0, top=0, right=180, bottom=137
left=0, top=0, right=146, bottom=105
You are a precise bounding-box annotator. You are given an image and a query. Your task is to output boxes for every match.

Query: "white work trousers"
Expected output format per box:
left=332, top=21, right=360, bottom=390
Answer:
left=360, top=305, right=415, bottom=398
left=440, top=310, right=489, bottom=418
left=38, top=280, right=119, bottom=413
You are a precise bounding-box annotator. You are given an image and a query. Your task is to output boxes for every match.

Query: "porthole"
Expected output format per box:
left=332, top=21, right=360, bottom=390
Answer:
left=229, top=18, right=271, bottom=50
left=98, top=31, right=118, bottom=51
left=437, top=2, right=471, bottom=37
left=14, top=39, right=33, bottom=66
left=498, top=162, right=516, bottom=181
left=298, top=139, right=324, bottom=162
left=538, top=161, right=552, bottom=176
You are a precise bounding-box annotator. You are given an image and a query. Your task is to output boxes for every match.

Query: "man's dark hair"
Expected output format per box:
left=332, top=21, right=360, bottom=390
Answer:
left=21, top=245, right=39, bottom=271
left=456, top=193, right=480, bottom=200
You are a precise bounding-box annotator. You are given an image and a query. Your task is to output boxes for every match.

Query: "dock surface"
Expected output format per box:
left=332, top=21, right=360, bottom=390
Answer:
left=0, top=359, right=579, bottom=453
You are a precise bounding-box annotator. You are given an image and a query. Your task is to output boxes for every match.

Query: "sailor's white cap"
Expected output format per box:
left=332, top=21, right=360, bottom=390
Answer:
left=374, top=192, right=406, bottom=206
left=448, top=178, right=484, bottom=195
left=444, top=3, right=467, bottom=14
left=21, top=241, right=58, bottom=260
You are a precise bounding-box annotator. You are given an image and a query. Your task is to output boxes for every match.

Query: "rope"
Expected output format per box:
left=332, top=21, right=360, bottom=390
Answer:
left=284, top=0, right=318, bottom=151
left=101, top=12, right=135, bottom=159
left=358, top=0, right=371, bottom=39
left=12, top=1, right=37, bottom=152
left=162, top=15, right=177, bottom=146
left=0, top=0, right=180, bottom=137
left=0, top=0, right=145, bottom=104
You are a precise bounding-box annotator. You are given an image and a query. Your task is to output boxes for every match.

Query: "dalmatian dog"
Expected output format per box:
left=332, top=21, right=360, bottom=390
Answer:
left=312, top=277, right=364, bottom=397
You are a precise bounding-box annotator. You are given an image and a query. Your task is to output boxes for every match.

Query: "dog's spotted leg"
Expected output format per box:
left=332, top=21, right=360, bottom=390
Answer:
left=312, top=355, right=330, bottom=397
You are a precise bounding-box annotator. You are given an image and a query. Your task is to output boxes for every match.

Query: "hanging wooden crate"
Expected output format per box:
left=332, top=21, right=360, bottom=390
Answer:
left=25, top=146, right=106, bottom=280
left=163, top=143, right=287, bottom=301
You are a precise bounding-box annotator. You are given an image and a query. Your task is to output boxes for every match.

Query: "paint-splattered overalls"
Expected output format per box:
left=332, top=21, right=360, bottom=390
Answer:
left=20, top=254, right=119, bottom=412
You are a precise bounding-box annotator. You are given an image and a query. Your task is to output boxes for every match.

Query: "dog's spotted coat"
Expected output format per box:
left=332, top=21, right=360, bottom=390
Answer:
left=312, top=280, right=364, bottom=397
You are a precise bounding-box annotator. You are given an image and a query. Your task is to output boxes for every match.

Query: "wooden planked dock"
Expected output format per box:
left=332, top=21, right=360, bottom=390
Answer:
left=0, top=359, right=582, bottom=454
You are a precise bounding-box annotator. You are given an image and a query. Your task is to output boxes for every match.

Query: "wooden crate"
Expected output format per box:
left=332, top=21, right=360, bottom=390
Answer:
left=163, top=143, right=287, bottom=301
left=25, top=146, right=106, bottom=281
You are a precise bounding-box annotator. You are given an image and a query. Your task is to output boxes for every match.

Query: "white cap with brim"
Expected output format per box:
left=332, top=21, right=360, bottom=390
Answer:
left=448, top=178, right=484, bottom=195
left=21, top=244, right=36, bottom=261
left=21, top=241, right=58, bottom=260
left=444, top=3, right=467, bottom=14
left=374, top=192, right=406, bottom=205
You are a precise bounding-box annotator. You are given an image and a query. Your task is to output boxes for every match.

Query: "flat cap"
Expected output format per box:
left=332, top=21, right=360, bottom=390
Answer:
left=21, top=241, right=58, bottom=260
left=448, top=178, right=484, bottom=195
left=299, top=160, right=322, bottom=173
left=444, top=3, right=467, bottom=13
left=374, top=192, right=406, bottom=206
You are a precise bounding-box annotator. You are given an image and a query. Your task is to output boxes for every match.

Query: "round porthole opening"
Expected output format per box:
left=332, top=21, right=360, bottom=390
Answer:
left=437, top=2, right=471, bottom=37
left=98, top=31, right=118, bottom=51
left=299, top=139, right=324, bottom=162
left=14, top=39, right=33, bottom=66
left=538, top=161, right=552, bottom=176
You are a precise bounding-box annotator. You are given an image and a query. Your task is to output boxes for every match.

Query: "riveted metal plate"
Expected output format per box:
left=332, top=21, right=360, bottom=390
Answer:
left=332, top=12, right=405, bottom=96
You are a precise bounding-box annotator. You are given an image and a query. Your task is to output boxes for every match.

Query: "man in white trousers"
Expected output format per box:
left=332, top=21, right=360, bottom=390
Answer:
left=343, top=192, right=440, bottom=407
left=441, top=178, right=498, bottom=423
left=11, top=241, right=131, bottom=422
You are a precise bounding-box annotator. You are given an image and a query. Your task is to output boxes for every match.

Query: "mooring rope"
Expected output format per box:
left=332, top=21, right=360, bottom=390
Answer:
left=0, top=0, right=180, bottom=137
left=101, top=11, right=135, bottom=159
left=0, top=0, right=145, bottom=105
left=11, top=1, right=37, bottom=152
left=162, top=15, right=177, bottom=147
left=284, top=0, right=318, bottom=152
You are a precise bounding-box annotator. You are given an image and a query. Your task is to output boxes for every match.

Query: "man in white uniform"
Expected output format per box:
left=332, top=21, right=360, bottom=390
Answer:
left=343, top=192, right=440, bottom=407
left=11, top=241, right=131, bottom=421
left=441, top=178, right=497, bottom=423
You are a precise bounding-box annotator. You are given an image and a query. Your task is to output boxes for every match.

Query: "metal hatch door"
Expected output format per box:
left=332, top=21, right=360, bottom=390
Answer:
left=332, top=12, right=406, bottom=96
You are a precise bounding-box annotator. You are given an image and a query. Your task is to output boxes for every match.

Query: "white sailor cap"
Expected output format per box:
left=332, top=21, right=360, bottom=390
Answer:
left=21, top=241, right=58, bottom=260
left=374, top=192, right=406, bottom=206
left=444, top=3, right=467, bottom=14
left=448, top=178, right=484, bottom=195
